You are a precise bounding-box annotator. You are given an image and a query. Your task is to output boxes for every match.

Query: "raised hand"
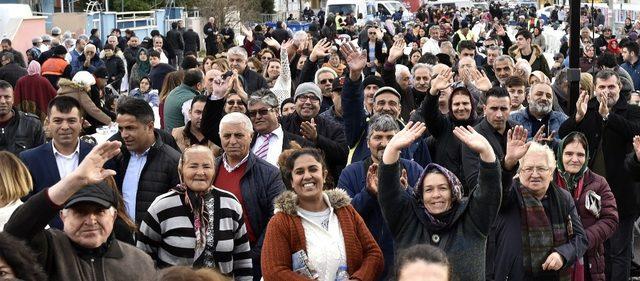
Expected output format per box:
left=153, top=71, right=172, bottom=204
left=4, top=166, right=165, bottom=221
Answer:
left=366, top=163, right=379, bottom=196
left=300, top=118, right=318, bottom=141
left=310, top=38, right=332, bottom=62
left=575, top=92, right=589, bottom=123
left=429, top=68, right=453, bottom=95
left=264, top=37, right=281, bottom=49
left=633, top=135, right=640, bottom=160
left=453, top=125, right=496, bottom=162
left=281, top=39, right=294, bottom=52
left=533, top=124, right=556, bottom=144
left=339, top=42, right=367, bottom=78
left=495, top=24, right=506, bottom=36
left=469, top=68, right=492, bottom=92
left=240, top=24, right=253, bottom=41
left=504, top=125, right=531, bottom=170
left=383, top=122, right=427, bottom=164
left=387, top=39, right=407, bottom=63
left=74, top=141, right=121, bottom=186
left=598, top=92, right=609, bottom=119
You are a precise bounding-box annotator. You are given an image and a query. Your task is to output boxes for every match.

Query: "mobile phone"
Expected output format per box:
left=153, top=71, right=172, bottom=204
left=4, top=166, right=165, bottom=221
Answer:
left=221, top=70, right=233, bottom=80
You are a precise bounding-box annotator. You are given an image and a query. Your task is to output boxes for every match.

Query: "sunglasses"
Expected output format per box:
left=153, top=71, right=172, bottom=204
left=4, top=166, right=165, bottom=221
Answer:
left=319, top=78, right=334, bottom=84
left=247, top=108, right=272, bottom=117
left=226, top=100, right=244, bottom=106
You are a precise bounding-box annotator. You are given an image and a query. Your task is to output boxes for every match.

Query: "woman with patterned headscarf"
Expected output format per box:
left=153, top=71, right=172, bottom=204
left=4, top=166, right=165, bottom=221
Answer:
left=377, top=121, right=502, bottom=281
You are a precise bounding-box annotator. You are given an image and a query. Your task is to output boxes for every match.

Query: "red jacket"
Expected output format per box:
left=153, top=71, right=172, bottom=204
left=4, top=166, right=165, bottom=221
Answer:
left=261, top=190, right=383, bottom=281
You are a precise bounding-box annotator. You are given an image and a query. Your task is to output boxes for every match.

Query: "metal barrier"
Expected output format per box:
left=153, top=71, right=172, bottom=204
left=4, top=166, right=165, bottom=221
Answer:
left=116, top=11, right=156, bottom=30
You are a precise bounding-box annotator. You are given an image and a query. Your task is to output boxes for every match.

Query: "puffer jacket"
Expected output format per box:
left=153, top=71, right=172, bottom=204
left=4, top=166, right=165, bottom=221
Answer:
left=0, top=108, right=45, bottom=155
left=112, top=132, right=181, bottom=223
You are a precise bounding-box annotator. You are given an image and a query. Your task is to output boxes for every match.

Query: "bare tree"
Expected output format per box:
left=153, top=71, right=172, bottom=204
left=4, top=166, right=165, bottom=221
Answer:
left=196, top=0, right=261, bottom=27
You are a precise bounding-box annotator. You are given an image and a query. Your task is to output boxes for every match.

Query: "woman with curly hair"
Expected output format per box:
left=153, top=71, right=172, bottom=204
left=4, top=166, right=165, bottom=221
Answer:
left=0, top=232, right=47, bottom=281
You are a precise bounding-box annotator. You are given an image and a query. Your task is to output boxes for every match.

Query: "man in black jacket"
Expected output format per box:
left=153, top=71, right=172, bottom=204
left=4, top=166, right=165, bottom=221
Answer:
left=281, top=82, right=348, bottom=185
left=271, top=21, right=291, bottom=45
left=102, top=45, right=125, bottom=92
left=110, top=98, right=180, bottom=224
left=227, top=46, right=267, bottom=93
left=166, top=22, right=185, bottom=68
left=203, top=17, right=218, bottom=56
left=123, top=36, right=141, bottom=74
left=0, top=80, right=45, bottom=155
left=183, top=28, right=200, bottom=54
left=462, top=86, right=516, bottom=190
left=0, top=53, right=27, bottom=87
left=559, top=70, right=640, bottom=281
left=0, top=38, right=26, bottom=68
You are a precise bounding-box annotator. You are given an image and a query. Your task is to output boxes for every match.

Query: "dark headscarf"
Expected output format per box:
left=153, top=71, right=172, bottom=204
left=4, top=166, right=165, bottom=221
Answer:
left=136, top=48, right=151, bottom=78
left=556, top=131, right=590, bottom=193
left=413, top=163, right=463, bottom=231
left=448, top=85, right=478, bottom=125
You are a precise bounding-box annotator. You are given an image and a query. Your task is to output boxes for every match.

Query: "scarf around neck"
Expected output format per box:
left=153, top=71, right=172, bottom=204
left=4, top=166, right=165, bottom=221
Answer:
left=518, top=184, right=572, bottom=280
left=173, top=183, right=219, bottom=267
left=556, top=132, right=590, bottom=195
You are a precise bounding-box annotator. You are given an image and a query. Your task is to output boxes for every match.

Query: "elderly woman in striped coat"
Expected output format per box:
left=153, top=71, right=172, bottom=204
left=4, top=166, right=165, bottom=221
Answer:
left=137, top=145, right=253, bottom=280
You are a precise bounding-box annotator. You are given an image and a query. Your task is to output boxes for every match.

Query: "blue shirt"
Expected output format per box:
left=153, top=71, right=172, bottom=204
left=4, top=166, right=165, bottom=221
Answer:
left=122, top=148, right=149, bottom=221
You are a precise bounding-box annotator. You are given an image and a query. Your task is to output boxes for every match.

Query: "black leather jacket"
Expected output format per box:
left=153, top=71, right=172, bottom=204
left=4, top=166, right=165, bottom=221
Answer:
left=0, top=109, right=45, bottom=155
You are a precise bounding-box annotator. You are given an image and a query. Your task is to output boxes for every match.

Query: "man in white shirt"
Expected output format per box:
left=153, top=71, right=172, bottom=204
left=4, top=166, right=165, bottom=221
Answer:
left=246, top=89, right=311, bottom=167
left=422, top=25, right=442, bottom=55
left=19, top=96, right=94, bottom=229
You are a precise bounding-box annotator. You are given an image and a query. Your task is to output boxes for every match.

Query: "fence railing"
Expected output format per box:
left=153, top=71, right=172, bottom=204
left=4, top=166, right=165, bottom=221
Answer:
left=115, top=11, right=156, bottom=30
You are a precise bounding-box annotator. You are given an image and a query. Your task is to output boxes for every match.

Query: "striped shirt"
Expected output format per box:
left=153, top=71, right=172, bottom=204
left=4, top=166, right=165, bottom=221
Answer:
left=137, top=188, right=253, bottom=280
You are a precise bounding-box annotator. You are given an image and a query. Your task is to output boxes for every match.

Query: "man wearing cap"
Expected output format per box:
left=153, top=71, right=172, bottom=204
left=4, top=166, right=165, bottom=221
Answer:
left=339, top=42, right=427, bottom=165
left=318, top=76, right=345, bottom=127
left=281, top=82, right=348, bottom=184
left=40, top=35, right=52, bottom=53
left=0, top=39, right=26, bottom=68
left=42, top=45, right=72, bottom=89
left=51, top=26, right=62, bottom=40
left=5, top=141, right=156, bottom=281
left=28, top=37, right=43, bottom=62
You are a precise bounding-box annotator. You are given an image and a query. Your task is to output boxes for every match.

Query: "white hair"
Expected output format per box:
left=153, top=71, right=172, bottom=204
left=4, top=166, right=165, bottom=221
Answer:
left=411, top=63, right=431, bottom=76
left=314, top=67, right=337, bottom=84
left=293, top=31, right=307, bottom=42
left=227, top=46, right=248, bottom=61
left=395, top=64, right=411, bottom=81
left=515, top=58, right=532, bottom=77
left=518, top=142, right=557, bottom=171
left=219, top=112, right=254, bottom=135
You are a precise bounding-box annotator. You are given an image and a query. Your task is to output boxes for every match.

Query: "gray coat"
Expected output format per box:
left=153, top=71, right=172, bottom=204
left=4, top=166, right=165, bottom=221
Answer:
left=378, top=159, right=502, bottom=281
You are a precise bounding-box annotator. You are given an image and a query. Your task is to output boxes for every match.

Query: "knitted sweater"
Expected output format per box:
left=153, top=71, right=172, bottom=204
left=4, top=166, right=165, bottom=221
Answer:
left=261, top=189, right=383, bottom=281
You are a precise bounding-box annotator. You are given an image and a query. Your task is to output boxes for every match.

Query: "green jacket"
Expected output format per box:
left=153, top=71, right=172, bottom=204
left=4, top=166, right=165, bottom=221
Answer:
left=163, top=84, right=199, bottom=131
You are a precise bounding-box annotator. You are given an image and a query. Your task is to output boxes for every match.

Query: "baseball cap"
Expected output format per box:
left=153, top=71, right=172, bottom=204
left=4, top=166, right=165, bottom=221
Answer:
left=64, top=181, right=118, bottom=209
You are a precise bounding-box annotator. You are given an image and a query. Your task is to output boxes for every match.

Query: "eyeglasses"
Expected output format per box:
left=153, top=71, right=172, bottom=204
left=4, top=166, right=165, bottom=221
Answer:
left=261, top=56, right=272, bottom=60
left=226, top=100, right=244, bottom=106
left=247, top=108, right=273, bottom=117
left=296, top=94, right=320, bottom=102
left=319, top=78, right=334, bottom=84
left=368, top=32, right=377, bottom=35
left=521, top=166, right=551, bottom=175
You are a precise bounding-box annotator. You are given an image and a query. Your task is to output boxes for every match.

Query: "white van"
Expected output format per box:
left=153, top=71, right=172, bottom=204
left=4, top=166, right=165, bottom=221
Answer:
left=325, top=0, right=376, bottom=24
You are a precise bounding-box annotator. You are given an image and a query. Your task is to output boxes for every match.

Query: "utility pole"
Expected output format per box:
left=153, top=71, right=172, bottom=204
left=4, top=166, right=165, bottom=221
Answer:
left=567, top=0, right=580, bottom=115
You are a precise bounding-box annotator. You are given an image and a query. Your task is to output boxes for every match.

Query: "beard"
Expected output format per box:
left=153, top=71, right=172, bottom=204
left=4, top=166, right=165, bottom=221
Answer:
left=530, top=100, right=552, bottom=115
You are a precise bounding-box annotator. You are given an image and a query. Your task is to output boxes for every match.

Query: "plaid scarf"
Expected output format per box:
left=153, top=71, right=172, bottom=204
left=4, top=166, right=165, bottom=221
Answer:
left=173, top=184, right=218, bottom=267
left=519, top=184, right=573, bottom=280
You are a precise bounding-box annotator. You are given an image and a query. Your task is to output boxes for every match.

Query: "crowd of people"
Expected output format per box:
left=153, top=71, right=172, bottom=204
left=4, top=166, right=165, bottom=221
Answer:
left=2, top=1, right=640, bottom=281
